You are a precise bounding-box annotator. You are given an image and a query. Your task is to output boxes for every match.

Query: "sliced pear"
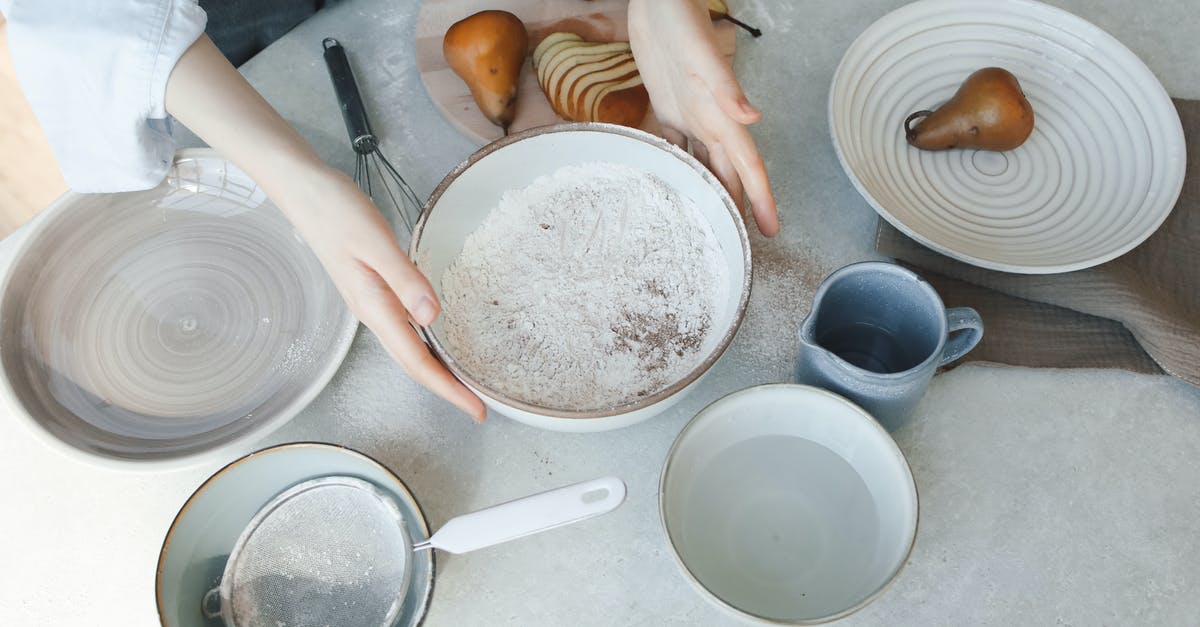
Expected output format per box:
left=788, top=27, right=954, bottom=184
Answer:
left=535, top=38, right=585, bottom=78
left=541, top=41, right=629, bottom=81
left=543, top=44, right=629, bottom=96
left=554, top=54, right=633, bottom=117
left=545, top=52, right=626, bottom=114
left=594, top=83, right=650, bottom=126
left=540, top=44, right=616, bottom=94
left=538, top=42, right=630, bottom=94
left=567, top=58, right=637, bottom=120
left=537, top=39, right=584, bottom=87
left=531, top=33, right=648, bottom=126
left=532, top=32, right=581, bottom=69
left=571, top=67, right=639, bottom=121
left=583, top=72, right=643, bottom=122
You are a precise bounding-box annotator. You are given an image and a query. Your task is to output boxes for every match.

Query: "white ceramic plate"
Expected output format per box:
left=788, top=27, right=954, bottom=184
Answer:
left=0, top=150, right=357, bottom=468
left=829, top=0, right=1186, bottom=273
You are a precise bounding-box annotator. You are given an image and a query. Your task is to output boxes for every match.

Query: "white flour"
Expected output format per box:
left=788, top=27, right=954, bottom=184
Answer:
left=440, top=162, right=728, bottom=410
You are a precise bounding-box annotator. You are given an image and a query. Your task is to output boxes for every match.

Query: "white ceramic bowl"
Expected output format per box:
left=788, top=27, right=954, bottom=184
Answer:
left=411, top=124, right=751, bottom=432
left=829, top=0, right=1186, bottom=273
left=156, top=442, right=433, bottom=627
left=660, top=385, right=918, bottom=624
left=0, top=151, right=357, bottom=469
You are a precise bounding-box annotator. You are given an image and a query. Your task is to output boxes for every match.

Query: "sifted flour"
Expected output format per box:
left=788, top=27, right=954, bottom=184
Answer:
left=440, top=162, right=728, bottom=410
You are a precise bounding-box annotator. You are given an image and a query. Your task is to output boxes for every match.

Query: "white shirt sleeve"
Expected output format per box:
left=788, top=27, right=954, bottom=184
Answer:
left=3, top=0, right=207, bottom=192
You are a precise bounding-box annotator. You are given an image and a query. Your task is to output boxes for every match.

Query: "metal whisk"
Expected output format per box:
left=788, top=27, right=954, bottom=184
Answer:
left=322, top=38, right=420, bottom=237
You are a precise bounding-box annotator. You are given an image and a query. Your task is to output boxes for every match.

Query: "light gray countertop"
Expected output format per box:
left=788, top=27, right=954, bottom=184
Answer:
left=2, top=1, right=1199, bottom=625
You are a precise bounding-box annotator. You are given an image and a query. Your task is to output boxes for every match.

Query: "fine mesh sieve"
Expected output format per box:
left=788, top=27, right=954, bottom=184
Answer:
left=203, top=475, right=626, bottom=627
left=202, top=476, right=413, bottom=627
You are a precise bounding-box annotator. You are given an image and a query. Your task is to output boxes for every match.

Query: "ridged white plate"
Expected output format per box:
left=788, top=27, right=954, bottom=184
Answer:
left=0, top=150, right=357, bottom=468
left=829, top=0, right=1186, bottom=273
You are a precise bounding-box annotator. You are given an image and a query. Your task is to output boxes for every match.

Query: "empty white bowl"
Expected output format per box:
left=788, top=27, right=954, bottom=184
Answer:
left=411, top=123, right=751, bottom=432
left=829, top=0, right=1186, bottom=273
left=0, top=150, right=357, bottom=469
left=660, top=384, right=918, bottom=624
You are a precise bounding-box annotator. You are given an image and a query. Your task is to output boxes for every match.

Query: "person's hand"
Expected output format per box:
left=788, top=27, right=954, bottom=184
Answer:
left=166, top=34, right=486, bottom=422
left=289, top=168, right=487, bottom=422
left=627, top=0, right=779, bottom=237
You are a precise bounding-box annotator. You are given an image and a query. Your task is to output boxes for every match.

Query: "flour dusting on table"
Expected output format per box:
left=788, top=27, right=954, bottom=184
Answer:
left=440, top=162, right=727, bottom=410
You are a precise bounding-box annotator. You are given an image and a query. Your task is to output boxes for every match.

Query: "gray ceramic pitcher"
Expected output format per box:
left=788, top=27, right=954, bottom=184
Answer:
left=797, top=261, right=983, bottom=431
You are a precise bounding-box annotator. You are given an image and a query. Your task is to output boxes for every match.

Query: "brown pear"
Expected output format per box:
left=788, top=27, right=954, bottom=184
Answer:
left=443, top=10, right=529, bottom=131
left=905, top=67, right=1034, bottom=151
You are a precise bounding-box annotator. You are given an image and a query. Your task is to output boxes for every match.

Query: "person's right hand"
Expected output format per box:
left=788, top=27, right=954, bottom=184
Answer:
left=166, top=34, right=486, bottom=422
left=292, top=168, right=487, bottom=422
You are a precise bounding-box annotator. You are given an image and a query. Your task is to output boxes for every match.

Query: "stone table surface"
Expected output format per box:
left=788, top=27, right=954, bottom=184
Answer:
left=2, top=1, right=1199, bottom=625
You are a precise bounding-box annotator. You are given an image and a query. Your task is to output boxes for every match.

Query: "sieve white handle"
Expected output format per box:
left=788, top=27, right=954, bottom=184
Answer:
left=416, top=476, right=626, bottom=554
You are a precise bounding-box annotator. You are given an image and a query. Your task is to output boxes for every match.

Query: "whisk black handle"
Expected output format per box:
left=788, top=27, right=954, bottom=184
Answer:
left=323, top=38, right=377, bottom=154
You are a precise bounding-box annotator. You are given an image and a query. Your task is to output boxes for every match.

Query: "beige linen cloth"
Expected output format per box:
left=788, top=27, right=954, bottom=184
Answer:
left=875, top=98, right=1198, bottom=385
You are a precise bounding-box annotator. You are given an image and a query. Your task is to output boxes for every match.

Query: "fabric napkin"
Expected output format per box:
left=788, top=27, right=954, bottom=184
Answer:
left=875, top=98, right=1198, bottom=386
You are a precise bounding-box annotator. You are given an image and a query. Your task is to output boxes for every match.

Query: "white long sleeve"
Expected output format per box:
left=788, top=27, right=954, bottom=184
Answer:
left=3, top=0, right=207, bottom=192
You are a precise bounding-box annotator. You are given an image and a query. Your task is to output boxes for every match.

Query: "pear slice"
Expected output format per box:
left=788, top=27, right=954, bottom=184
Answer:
left=553, top=54, right=634, bottom=117
left=537, top=41, right=630, bottom=97
left=594, top=83, right=650, bottom=127
left=563, top=56, right=636, bottom=119
left=569, top=60, right=638, bottom=120
left=532, top=32, right=581, bottom=70
left=531, top=32, right=648, bottom=126
left=535, top=39, right=587, bottom=83
left=546, top=53, right=628, bottom=115
left=583, top=72, right=644, bottom=122
left=542, top=43, right=630, bottom=97
left=537, top=39, right=585, bottom=89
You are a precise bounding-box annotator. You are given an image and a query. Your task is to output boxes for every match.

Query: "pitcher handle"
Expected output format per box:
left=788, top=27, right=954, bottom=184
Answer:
left=940, top=307, right=984, bottom=367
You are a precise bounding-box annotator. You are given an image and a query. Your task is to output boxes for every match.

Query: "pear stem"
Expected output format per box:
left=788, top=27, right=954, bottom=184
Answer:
left=720, top=14, right=763, bottom=38
left=904, top=110, right=934, bottom=143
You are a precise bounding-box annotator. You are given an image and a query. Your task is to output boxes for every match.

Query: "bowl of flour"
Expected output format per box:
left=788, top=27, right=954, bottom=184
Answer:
left=411, top=124, right=751, bottom=432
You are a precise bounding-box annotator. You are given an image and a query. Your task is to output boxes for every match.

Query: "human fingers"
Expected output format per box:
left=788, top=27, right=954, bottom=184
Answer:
left=708, top=142, right=745, bottom=212
left=661, top=125, right=689, bottom=151
left=352, top=264, right=487, bottom=422
left=336, top=206, right=442, bottom=327
left=719, top=121, right=779, bottom=236
left=368, top=243, right=441, bottom=327
left=686, top=36, right=760, bottom=126
left=691, top=137, right=712, bottom=171
left=706, top=72, right=762, bottom=125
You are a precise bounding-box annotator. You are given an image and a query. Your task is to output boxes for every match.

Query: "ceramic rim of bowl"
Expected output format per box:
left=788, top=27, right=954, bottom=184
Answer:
left=0, top=150, right=358, bottom=471
left=154, top=441, right=435, bottom=627
left=410, top=122, right=753, bottom=420
left=657, top=384, right=921, bottom=625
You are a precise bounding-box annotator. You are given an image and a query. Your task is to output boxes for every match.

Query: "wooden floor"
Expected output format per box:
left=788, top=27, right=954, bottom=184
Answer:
left=0, top=16, right=68, bottom=239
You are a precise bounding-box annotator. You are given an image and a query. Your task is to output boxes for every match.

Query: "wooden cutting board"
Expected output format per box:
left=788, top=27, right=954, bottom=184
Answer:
left=415, top=0, right=737, bottom=145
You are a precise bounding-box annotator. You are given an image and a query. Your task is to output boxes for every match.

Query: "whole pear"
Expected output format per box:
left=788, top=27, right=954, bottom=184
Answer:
left=905, top=67, right=1034, bottom=151
left=443, top=11, right=529, bottom=131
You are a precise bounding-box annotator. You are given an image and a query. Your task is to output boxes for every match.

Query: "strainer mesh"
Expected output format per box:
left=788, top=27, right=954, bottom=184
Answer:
left=225, top=481, right=411, bottom=627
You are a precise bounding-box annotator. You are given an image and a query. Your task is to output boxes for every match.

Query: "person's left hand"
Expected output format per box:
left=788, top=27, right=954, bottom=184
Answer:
left=628, top=0, right=779, bottom=237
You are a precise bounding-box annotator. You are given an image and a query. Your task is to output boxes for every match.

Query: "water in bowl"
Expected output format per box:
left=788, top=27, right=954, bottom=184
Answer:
left=678, top=435, right=880, bottom=621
